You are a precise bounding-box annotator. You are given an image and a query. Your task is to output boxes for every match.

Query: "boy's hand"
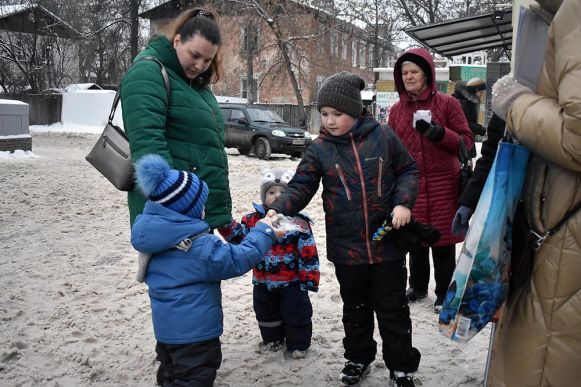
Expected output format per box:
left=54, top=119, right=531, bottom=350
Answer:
left=391, top=205, right=411, bottom=229
left=266, top=209, right=278, bottom=218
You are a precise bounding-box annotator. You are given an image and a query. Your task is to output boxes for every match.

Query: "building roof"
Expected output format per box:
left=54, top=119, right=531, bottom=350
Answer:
left=64, top=83, right=104, bottom=92
left=404, top=8, right=512, bottom=58
left=139, top=0, right=194, bottom=19
left=0, top=4, right=80, bottom=38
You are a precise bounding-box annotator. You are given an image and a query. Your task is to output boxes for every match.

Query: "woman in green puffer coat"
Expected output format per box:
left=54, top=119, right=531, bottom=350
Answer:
left=121, top=8, right=231, bottom=229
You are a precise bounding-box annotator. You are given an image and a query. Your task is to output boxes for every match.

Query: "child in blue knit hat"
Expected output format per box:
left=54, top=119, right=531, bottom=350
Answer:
left=219, top=167, right=320, bottom=359
left=131, top=154, right=280, bottom=387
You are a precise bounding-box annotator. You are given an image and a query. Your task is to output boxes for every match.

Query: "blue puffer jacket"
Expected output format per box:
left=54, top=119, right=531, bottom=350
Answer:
left=131, top=202, right=276, bottom=345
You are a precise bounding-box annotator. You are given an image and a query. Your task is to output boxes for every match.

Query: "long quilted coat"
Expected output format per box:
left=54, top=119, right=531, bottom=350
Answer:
left=487, top=0, right=581, bottom=385
left=121, top=36, right=232, bottom=228
left=388, top=48, right=473, bottom=246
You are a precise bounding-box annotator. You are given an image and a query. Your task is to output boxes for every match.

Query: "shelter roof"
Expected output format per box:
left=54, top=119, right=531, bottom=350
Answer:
left=404, top=8, right=512, bottom=58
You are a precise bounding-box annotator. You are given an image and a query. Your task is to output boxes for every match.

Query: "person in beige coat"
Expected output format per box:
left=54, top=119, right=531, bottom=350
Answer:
left=488, top=0, right=581, bottom=386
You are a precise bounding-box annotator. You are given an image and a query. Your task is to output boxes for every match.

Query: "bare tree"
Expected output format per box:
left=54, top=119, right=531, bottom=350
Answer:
left=226, top=0, right=342, bottom=125
left=338, top=0, right=399, bottom=68
left=0, top=0, right=79, bottom=92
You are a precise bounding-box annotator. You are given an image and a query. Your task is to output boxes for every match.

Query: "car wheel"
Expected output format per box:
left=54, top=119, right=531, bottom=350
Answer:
left=254, top=137, right=271, bottom=160
left=237, top=146, right=251, bottom=155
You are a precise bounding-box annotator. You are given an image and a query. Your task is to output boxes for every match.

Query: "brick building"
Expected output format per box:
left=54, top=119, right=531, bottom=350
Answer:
left=140, top=0, right=395, bottom=104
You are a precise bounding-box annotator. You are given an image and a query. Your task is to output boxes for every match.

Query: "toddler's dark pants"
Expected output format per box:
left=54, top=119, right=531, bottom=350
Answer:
left=335, top=260, right=421, bottom=374
left=253, top=282, right=313, bottom=351
left=155, top=338, right=221, bottom=387
left=408, top=245, right=456, bottom=299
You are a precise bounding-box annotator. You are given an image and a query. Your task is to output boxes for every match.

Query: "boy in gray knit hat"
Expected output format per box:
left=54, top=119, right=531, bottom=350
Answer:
left=317, top=71, right=365, bottom=119
left=268, top=71, right=422, bottom=386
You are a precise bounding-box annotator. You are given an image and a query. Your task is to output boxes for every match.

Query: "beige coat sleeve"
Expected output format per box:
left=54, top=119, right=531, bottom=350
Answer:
left=507, top=0, right=581, bottom=172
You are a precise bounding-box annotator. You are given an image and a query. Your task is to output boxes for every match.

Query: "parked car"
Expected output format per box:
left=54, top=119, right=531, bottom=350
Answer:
left=219, top=103, right=312, bottom=159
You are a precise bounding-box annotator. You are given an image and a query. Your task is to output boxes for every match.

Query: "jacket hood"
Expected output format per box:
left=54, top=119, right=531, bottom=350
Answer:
left=319, top=115, right=380, bottom=144
left=131, top=201, right=210, bottom=254
left=394, top=47, right=437, bottom=102
left=252, top=202, right=266, bottom=215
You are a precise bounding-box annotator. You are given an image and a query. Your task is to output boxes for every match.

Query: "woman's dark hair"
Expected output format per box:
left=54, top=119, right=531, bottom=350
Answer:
left=170, top=8, right=222, bottom=86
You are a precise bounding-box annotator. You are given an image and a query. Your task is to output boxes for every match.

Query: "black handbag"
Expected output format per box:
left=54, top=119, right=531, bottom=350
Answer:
left=458, top=136, right=473, bottom=196
left=85, top=56, right=170, bottom=191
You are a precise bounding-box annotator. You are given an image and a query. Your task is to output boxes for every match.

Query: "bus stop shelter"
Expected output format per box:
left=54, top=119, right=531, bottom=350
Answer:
left=404, top=8, right=512, bottom=59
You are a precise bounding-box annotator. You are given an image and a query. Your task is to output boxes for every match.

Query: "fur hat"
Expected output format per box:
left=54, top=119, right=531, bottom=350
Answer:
left=466, top=78, right=486, bottom=93
left=135, top=154, right=209, bottom=219
left=317, top=71, right=365, bottom=118
left=260, top=168, right=294, bottom=204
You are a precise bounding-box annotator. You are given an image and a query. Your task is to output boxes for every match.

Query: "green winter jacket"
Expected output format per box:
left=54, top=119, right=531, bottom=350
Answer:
left=121, top=35, right=232, bottom=228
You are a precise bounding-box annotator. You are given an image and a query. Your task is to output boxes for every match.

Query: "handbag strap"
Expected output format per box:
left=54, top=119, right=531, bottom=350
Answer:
left=531, top=200, right=581, bottom=250
left=458, top=136, right=473, bottom=169
left=108, top=56, right=171, bottom=123
left=459, top=137, right=468, bottom=162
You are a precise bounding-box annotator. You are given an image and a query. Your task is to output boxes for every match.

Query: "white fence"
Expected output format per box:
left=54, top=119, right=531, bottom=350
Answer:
left=61, top=90, right=123, bottom=128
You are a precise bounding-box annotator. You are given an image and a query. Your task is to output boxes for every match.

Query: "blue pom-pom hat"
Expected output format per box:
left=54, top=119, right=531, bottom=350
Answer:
left=135, top=154, right=209, bottom=219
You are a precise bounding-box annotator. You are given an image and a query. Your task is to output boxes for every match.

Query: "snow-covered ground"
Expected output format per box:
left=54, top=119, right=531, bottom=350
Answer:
left=0, top=127, right=489, bottom=386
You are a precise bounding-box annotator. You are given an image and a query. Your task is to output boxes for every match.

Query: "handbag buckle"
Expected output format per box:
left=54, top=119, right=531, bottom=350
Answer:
left=530, top=229, right=548, bottom=251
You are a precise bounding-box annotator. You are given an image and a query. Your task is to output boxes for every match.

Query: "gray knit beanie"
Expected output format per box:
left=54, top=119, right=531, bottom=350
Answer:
left=317, top=71, right=365, bottom=118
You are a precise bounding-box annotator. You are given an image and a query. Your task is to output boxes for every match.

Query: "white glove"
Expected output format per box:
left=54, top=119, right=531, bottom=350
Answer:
left=491, top=74, right=533, bottom=121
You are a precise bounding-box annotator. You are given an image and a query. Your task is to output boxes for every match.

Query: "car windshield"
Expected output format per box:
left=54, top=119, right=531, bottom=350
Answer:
left=247, top=108, right=285, bottom=123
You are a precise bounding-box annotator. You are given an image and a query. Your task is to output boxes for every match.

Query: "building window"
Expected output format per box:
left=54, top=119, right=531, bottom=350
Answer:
left=241, top=25, right=259, bottom=53
left=341, top=34, right=348, bottom=61
left=330, top=31, right=338, bottom=58
left=359, top=41, right=366, bottom=68
left=240, top=74, right=260, bottom=102
left=352, top=41, right=357, bottom=67
left=380, top=50, right=388, bottom=67
left=315, top=75, right=325, bottom=100
left=318, top=30, right=326, bottom=55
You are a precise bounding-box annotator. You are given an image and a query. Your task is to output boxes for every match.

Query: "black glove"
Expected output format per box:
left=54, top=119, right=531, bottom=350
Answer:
left=378, top=218, right=442, bottom=253
left=416, top=119, right=445, bottom=143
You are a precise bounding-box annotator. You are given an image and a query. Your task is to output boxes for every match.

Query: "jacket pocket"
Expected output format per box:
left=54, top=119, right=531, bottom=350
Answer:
left=335, top=164, right=352, bottom=201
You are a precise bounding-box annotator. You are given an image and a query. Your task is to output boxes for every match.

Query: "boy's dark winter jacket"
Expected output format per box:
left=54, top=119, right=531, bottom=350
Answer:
left=131, top=202, right=275, bottom=345
left=269, top=116, right=418, bottom=265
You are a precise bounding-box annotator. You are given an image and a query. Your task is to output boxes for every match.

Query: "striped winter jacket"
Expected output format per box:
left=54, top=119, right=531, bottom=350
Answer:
left=219, top=204, right=319, bottom=291
left=269, top=116, right=418, bottom=265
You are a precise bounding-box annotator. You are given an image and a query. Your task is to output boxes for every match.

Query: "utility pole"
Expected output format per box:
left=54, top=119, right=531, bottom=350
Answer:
left=246, top=24, right=256, bottom=104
